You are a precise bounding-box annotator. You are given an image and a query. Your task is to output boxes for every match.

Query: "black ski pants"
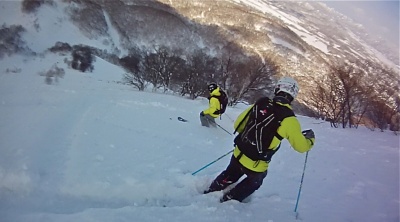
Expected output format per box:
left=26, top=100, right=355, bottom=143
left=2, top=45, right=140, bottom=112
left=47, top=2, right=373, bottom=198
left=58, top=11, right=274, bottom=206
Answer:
left=207, top=155, right=268, bottom=202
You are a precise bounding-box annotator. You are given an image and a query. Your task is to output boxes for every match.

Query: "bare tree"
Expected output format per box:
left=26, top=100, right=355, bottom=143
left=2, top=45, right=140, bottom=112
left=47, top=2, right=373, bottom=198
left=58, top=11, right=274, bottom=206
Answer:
left=120, top=51, right=147, bottom=91
left=361, top=63, right=400, bottom=132
left=177, top=49, right=218, bottom=99
left=228, top=55, right=278, bottom=105
left=313, top=60, right=399, bottom=131
left=351, top=87, right=374, bottom=129
left=217, top=42, right=247, bottom=91
left=390, top=97, right=400, bottom=133
left=308, top=73, right=344, bottom=128
left=322, top=61, right=365, bottom=128
left=142, top=46, right=184, bottom=92
left=366, top=99, right=391, bottom=131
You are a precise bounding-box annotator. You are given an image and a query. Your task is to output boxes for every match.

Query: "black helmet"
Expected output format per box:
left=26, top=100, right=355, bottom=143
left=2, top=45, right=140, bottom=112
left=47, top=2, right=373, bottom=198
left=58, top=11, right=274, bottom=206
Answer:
left=208, top=83, right=218, bottom=92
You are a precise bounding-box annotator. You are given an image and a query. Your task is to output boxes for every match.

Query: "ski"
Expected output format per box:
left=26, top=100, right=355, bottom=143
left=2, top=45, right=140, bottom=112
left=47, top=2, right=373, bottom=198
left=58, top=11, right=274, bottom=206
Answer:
left=177, top=117, right=188, bottom=122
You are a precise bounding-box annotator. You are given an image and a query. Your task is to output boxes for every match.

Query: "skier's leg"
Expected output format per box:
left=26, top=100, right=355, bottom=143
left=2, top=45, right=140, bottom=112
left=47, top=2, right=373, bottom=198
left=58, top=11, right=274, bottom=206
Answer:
left=200, top=113, right=210, bottom=127
left=221, top=170, right=268, bottom=202
left=204, top=156, right=243, bottom=193
left=206, top=115, right=217, bottom=127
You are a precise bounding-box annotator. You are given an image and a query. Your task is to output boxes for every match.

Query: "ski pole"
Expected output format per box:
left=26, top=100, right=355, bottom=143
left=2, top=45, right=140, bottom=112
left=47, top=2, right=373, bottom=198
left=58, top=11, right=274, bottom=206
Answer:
left=215, top=123, right=233, bottom=136
left=224, top=113, right=235, bottom=123
left=294, top=151, right=309, bottom=217
left=206, top=117, right=233, bottom=136
left=191, top=149, right=233, bottom=175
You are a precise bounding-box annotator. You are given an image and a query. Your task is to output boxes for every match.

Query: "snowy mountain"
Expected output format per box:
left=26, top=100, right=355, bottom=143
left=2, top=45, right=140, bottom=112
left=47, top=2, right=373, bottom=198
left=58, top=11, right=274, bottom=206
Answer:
left=1, top=0, right=399, bottom=118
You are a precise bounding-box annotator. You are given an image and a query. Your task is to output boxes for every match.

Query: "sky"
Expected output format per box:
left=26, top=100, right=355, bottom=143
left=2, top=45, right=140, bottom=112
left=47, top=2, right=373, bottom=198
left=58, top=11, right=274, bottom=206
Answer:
left=323, top=1, right=400, bottom=50
left=0, top=2, right=399, bottom=221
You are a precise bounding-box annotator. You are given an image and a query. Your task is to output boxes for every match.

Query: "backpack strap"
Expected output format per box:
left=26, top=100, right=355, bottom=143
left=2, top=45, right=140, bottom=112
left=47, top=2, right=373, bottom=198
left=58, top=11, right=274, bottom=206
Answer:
left=275, top=132, right=283, bottom=140
left=272, top=100, right=295, bottom=141
left=234, top=97, right=270, bottom=135
left=233, top=108, right=252, bottom=135
left=233, top=97, right=293, bottom=162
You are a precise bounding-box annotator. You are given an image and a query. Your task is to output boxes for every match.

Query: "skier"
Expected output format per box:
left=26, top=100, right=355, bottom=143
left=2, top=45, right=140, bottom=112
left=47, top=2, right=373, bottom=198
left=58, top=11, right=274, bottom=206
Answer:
left=200, top=83, right=223, bottom=127
left=203, top=77, right=315, bottom=202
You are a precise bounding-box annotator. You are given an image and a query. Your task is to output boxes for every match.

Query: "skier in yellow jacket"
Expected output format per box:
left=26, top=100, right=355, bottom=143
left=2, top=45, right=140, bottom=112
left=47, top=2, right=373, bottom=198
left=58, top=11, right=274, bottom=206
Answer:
left=200, top=83, right=222, bottom=127
left=204, top=77, right=315, bottom=202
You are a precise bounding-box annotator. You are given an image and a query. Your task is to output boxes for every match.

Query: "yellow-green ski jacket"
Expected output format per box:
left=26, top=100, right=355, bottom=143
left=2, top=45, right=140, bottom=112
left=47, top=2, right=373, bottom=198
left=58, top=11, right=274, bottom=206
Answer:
left=233, top=101, right=314, bottom=172
left=203, top=87, right=222, bottom=118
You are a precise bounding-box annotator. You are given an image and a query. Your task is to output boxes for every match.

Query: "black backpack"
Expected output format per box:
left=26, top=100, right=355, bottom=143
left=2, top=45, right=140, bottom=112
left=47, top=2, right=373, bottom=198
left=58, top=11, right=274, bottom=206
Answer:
left=234, top=97, right=294, bottom=162
left=212, top=89, right=229, bottom=115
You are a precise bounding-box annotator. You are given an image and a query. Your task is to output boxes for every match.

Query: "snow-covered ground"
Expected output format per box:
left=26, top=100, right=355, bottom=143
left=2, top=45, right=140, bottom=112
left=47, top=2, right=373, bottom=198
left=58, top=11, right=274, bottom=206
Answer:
left=0, top=54, right=399, bottom=222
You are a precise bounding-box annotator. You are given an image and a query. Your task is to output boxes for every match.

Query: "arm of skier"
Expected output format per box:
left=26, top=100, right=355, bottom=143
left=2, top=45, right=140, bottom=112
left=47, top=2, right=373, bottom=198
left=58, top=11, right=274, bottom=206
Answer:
left=203, top=97, right=220, bottom=115
left=280, top=116, right=314, bottom=153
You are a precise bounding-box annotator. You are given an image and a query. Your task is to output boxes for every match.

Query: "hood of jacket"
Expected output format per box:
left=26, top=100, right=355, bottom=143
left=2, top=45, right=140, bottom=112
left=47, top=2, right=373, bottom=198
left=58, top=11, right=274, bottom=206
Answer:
left=210, top=87, right=221, bottom=97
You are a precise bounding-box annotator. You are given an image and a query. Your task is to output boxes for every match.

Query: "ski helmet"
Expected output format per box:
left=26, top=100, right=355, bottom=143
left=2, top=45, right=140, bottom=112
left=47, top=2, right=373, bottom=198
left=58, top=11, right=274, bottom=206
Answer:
left=208, top=83, right=218, bottom=92
left=274, top=77, right=299, bottom=99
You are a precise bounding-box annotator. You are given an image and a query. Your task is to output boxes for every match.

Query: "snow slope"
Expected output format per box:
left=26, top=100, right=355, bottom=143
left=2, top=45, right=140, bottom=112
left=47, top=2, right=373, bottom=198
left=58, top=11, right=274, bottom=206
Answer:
left=0, top=54, right=399, bottom=222
left=0, top=1, right=113, bottom=53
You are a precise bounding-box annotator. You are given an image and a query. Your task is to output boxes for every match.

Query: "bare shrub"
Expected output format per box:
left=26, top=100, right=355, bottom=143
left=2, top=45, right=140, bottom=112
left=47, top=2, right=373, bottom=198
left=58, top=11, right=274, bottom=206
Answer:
left=71, top=45, right=94, bottom=72
left=39, top=64, right=65, bottom=84
left=49, top=42, right=72, bottom=55
left=389, top=113, right=400, bottom=134
left=120, top=52, right=148, bottom=91
left=0, top=24, right=26, bottom=58
left=21, top=0, right=54, bottom=13
left=6, top=67, right=22, bottom=73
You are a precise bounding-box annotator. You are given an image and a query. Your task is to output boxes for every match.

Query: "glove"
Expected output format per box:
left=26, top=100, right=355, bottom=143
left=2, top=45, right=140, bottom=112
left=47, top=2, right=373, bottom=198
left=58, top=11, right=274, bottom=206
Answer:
left=200, top=111, right=205, bottom=116
left=302, top=129, right=315, bottom=145
left=302, top=129, right=315, bottom=139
